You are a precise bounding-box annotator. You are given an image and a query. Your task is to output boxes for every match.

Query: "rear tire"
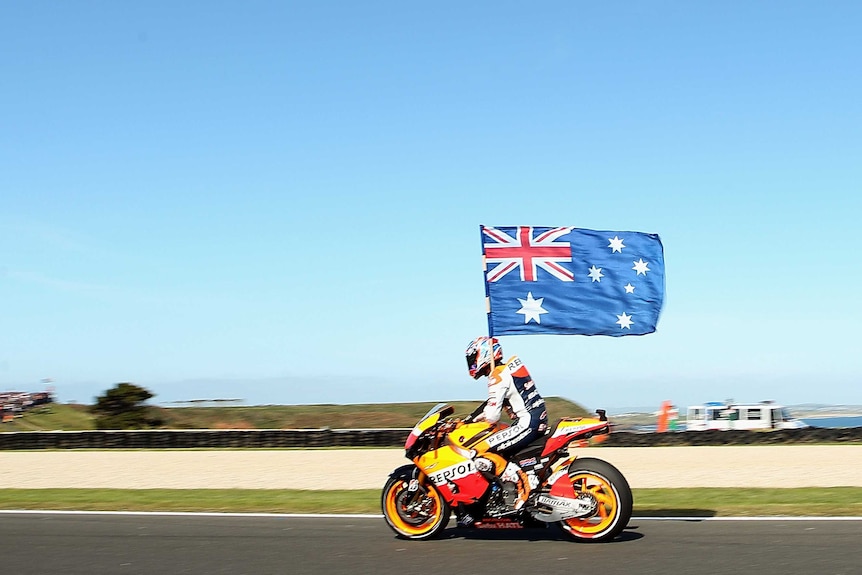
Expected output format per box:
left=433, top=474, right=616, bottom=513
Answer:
left=381, top=472, right=451, bottom=540
left=556, top=457, right=633, bottom=543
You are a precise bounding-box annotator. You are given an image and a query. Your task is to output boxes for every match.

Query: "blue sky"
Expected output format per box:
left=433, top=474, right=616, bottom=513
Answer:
left=2, top=2, right=861, bottom=412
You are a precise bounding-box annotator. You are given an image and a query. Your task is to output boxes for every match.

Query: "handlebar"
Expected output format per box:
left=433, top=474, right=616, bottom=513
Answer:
left=462, top=400, right=488, bottom=424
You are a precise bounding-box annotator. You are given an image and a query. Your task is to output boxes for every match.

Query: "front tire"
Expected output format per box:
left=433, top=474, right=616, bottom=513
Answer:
left=381, top=472, right=451, bottom=540
left=557, top=457, right=633, bottom=543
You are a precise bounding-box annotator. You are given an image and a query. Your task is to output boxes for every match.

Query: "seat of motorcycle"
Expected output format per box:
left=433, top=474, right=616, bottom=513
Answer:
left=510, top=431, right=550, bottom=463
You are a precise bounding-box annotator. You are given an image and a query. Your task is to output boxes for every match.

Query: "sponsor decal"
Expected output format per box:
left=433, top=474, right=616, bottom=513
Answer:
left=428, top=461, right=477, bottom=486
left=524, top=380, right=534, bottom=390
left=551, top=422, right=602, bottom=438
left=475, top=520, right=523, bottom=529
left=538, top=495, right=578, bottom=508
left=518, top=457, right=537, bottom=467
left=507, top=357, right=523, bottom=369
left=486, top=423, right=526, bottom=447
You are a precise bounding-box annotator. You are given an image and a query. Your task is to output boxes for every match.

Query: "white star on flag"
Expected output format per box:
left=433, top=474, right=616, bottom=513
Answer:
left=516, top=292, right=548, bottom=324
left=633, top=258, right=650, bottom=276
left=480, top=225, right=665, bottom=337
left=616, top=312, right=634, bottom=329
left=588, top=265, right=604, bottom=282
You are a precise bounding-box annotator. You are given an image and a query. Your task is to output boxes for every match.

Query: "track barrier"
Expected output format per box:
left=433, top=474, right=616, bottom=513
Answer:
left=1, top=426, right=860, bottom=450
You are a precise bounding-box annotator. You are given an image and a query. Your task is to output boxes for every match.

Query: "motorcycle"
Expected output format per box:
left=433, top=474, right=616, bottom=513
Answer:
left=381, top=402, right=632, bottom=542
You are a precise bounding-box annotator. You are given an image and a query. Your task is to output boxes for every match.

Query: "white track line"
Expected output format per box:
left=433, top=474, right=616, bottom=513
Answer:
left=0, top=510, right=860, bottom=520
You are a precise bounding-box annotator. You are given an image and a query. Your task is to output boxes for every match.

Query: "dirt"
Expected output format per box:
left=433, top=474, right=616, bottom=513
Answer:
left=1, top=445, right=860, bottom=490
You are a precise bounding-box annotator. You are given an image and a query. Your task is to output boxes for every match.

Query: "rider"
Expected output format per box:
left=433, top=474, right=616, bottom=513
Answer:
left=465, top=336, right=549, bottom=459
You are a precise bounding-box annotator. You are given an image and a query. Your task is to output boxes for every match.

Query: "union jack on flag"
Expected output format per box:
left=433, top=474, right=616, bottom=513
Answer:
left=483, top=226, right=575, bottom=282
left=480, top=225, right=666, bottom=337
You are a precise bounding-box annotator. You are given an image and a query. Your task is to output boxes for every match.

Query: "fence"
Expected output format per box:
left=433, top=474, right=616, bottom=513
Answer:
left=1, top=425, right=861, bottom=450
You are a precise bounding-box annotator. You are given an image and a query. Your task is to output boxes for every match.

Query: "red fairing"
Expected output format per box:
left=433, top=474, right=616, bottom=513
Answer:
left=436, top=473, right=488, bottom=504
left=541, top=434, right=572, bottom=455
left=541, top=420, right=610, bottom=457
left=404, top=432, right=418, bottom=450
left=549, top=471, right=577, bottom=498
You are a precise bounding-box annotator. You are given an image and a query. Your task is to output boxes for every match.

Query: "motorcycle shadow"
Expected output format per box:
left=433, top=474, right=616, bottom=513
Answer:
left=441, top=523, right=644, bottom=543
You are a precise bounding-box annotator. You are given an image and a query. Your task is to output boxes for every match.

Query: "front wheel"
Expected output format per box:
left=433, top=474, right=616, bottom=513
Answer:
left=557, top=457, right=633, bottom=543
left=381, top=470, right=451, bottom=540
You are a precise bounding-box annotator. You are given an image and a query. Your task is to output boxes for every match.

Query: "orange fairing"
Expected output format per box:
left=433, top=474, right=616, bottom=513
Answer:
left=541, top=418, right=610, bottom=456
left=416, top=445, right=488, bottom=504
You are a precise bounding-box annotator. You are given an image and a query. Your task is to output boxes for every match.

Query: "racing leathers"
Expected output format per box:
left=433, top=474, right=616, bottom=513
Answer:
left=480, top=355, right=548, bottom=457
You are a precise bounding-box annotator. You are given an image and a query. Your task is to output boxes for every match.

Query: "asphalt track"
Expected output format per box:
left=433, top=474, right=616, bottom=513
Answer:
left=1, top=513, right=860, bottom=575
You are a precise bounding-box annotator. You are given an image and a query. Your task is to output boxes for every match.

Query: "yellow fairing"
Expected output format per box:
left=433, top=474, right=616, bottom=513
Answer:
left=415, top=444, right=468, bottom=474
left=438, top=423, right=509, bottom=476
left=448, top=422, right=498, bottom=450
left=412, top=412, right=444, bottom=435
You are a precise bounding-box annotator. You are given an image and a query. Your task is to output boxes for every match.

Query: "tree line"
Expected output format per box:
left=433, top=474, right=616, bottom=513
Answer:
left=91, top=382, right=163, bottom=429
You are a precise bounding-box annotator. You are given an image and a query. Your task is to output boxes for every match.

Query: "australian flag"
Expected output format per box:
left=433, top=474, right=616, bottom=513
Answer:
left=481, top=225, right=665, bottom=337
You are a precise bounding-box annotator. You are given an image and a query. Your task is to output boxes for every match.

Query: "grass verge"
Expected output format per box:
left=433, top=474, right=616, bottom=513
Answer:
left=1, top=488, right=861, bottom=516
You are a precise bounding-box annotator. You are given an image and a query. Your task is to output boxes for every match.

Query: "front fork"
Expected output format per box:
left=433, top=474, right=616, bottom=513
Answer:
left=390, top=464, right=438, bottom=516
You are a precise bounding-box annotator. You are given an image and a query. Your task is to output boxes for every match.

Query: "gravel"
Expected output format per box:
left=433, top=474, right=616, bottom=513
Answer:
left=2, top=445, right=860, bottom=490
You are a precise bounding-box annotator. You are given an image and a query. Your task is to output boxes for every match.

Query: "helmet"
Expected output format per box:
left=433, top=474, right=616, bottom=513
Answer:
left=465, top=336, right=503, bottom=379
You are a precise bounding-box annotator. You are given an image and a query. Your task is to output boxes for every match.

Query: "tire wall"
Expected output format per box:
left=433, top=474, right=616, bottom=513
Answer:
left=1, top=427, right=860, bottom=450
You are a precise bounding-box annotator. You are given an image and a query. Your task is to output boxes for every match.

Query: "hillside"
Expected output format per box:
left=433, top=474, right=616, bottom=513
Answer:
left=1, top=403, right=95, bottom=431
left=1, top=397, right=591, bottom=431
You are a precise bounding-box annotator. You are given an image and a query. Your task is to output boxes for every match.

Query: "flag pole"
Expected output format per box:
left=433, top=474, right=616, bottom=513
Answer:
left=480, top=224, right=496, bottom=372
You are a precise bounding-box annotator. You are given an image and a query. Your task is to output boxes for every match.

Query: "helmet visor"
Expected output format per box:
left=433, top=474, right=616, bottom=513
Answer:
left=466, top=351, right=478, bottom=372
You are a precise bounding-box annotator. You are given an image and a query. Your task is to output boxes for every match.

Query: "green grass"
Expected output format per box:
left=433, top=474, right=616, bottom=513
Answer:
left=633, top=487, right=862, bottom=516
left=0, top=489, right=379, bottom=514
left=1, top=404, right=96, bottom=431
left=1, top=488, right=860, bottom=516
left=2, top=398, right=590, bottom=431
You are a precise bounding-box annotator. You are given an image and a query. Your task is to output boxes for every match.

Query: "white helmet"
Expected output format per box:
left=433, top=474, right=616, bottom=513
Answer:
left=465, top=336, right=502, bottom=379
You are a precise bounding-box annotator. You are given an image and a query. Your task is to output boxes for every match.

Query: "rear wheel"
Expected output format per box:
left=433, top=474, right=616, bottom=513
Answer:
left=381, top=473, right=450, bottom=540
left=557, top=457, right=632, bottom=543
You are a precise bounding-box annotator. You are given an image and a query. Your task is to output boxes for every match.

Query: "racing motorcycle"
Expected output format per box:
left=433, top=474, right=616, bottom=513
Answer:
left=381, top=402, right=632, bottom=542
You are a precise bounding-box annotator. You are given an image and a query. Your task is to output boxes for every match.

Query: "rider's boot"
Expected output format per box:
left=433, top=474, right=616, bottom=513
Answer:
left=455, top=503, right=475, bottom=527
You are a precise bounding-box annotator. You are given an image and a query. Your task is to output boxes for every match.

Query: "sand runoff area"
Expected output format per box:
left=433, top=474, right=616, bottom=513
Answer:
left=1, top=445, right=860, bottom=490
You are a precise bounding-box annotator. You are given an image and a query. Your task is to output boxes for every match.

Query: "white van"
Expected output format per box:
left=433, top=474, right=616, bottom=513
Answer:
left=686, top=401, right=808, bottom=431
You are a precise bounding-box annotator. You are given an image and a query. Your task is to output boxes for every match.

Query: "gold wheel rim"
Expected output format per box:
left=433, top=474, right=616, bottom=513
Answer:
left=562, top=472, right=619, bottom=536
left=383, top=481, right=444, bottom=537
